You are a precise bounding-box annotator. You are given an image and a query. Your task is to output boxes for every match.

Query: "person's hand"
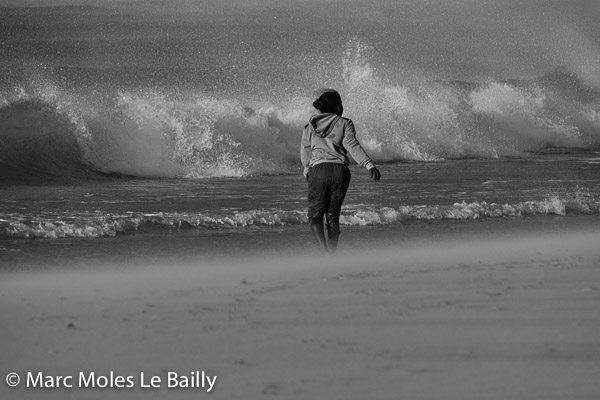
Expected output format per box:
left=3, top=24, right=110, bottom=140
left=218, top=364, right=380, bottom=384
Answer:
left=303, top=167, right=310, bottom=181
left=370, top=167, right=381, bottom=181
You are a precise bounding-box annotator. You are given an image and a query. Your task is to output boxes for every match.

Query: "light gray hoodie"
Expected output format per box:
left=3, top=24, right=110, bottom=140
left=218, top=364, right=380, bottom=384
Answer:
left=301, top=113, right=375, bottom=176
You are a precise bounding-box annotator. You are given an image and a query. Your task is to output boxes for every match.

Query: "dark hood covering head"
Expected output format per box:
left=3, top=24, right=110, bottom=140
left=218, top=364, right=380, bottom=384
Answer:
left=312, top=89, right=343, bottom=115
left=313, top=88, right=341, bottom=99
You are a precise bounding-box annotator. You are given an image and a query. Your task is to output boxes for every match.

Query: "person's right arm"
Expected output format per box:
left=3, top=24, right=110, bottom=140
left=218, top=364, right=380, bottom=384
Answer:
left=342, top=119, right=381, bottom=181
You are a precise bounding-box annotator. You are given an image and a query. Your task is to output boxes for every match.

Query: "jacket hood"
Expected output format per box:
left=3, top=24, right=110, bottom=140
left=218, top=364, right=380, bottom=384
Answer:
left=309, top=113, right=340, bottom=138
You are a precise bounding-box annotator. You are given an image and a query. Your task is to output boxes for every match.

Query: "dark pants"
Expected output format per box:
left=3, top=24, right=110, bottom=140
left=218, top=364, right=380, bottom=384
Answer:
left=307, top=163, right=351, bottom=240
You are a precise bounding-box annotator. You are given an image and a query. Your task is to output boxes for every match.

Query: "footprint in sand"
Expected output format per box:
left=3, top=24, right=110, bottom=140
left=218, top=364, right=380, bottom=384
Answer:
left=326, top=271, right=381, bottom=281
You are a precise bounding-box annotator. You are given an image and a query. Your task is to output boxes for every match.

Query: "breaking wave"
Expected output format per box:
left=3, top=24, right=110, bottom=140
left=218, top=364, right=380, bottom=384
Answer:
left=340, top=40, right=600, bottom=161
left=0, top=84, right=305, bottom=181
left=1, top=38, right=600, bottom=182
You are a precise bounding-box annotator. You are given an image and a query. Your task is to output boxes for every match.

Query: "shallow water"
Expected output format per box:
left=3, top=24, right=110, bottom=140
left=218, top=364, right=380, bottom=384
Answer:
left=2, top=155, right=599, bottom=237
left=2, top=153, right=600, bottom=270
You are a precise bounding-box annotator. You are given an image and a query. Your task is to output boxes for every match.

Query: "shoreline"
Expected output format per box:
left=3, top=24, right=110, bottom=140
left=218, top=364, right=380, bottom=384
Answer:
left=1, top=223, right=599, bottom=399
left=2, top=213, right=600, bottom=271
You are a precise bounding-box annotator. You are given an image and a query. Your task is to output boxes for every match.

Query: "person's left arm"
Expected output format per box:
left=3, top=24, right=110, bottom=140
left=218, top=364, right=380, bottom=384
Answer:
left=300, top=125, right=312, bottom=179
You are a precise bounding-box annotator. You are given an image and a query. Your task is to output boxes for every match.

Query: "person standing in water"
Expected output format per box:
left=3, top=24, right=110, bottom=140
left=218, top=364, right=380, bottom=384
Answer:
left=301, top=89, right=381, bottom=254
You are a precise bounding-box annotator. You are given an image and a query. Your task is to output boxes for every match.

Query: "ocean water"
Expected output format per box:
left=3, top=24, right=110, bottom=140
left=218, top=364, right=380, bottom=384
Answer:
left=1, top=1, right=600, bottom=268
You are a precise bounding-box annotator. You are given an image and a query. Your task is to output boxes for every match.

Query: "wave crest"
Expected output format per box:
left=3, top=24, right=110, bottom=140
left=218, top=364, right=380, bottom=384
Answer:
left=0, top=99, right=92, bottom=182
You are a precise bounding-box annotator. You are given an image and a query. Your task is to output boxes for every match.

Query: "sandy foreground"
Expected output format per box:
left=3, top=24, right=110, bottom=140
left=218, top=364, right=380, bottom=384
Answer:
left=1, top=230, right=599, bottom=400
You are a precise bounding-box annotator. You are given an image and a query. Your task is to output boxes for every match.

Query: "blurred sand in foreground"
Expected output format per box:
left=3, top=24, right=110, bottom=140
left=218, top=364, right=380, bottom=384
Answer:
left=1, top=230, right=599, bottom=399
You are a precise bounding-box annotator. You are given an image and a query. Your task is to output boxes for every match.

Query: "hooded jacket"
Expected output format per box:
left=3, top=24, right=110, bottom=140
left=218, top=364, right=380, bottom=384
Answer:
left=301, top=113, right=375, bottom=175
